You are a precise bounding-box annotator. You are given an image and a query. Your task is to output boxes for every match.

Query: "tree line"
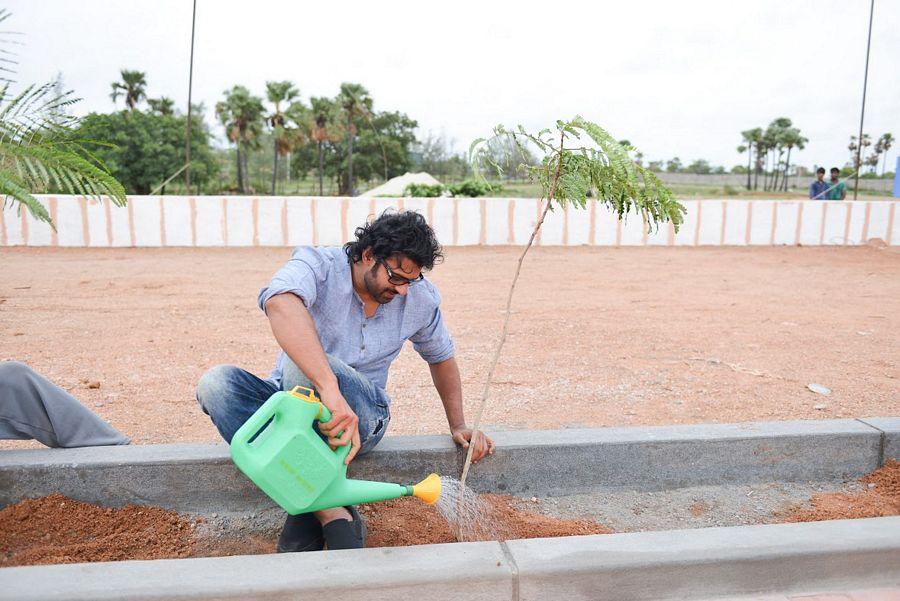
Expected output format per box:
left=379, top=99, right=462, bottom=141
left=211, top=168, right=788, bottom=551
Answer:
left=70, top=70, right=440, bottom=196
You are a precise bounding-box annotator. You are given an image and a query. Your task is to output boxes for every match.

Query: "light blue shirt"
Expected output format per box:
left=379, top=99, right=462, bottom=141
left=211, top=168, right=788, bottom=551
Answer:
left=258, top=246, right=455, bottom=392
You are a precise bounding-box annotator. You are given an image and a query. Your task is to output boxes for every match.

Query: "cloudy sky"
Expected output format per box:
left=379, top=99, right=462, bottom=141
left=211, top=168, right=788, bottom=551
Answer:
left=9, top=0, right=900, bottom=171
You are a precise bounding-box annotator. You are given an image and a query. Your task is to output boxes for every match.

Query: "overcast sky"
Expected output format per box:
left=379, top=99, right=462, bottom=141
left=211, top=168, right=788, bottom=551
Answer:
left=9, top=0, right=900, bottom=171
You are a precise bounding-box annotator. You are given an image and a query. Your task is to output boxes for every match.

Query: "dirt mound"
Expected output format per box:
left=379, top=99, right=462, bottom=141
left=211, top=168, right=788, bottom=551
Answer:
left=0, top=493, right=194, bottom=567
left=361, top=493, right=610, bottom=548
left=778, top=460, right=900, bottom=523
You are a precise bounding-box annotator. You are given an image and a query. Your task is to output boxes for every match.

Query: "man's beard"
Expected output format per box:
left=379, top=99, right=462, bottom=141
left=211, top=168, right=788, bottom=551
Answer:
left=364, top=267, right=396, bottom=304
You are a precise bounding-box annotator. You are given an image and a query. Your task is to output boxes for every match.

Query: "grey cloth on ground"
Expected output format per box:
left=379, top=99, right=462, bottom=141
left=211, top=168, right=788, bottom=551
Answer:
left=0, top=361, right=130, bottom=447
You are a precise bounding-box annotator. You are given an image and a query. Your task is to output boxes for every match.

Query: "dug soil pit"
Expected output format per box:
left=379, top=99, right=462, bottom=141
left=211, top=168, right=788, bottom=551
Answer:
left=776, top=460, right=900, bottom=522
left=0, top=493, right=609, bottom=567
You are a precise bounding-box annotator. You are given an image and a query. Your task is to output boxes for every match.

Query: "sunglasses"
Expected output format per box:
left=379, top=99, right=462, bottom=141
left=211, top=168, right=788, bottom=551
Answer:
left=378, top=259, right=424, bottom=286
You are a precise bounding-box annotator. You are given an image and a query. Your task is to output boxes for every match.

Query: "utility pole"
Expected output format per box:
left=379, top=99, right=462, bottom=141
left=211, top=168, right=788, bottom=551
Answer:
left=854, top=0, right=874, bottom=200
left=184, top=0, right=197, bottom=193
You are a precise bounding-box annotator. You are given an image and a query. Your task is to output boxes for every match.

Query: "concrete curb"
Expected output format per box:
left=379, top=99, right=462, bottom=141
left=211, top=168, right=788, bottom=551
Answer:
left=506, top=516, right=900, bottom=601
left=2, top=517, right=898, bottom=601
left=0, top=418, right=892, bottom=512
left=857, top=417, right=900, bottom=463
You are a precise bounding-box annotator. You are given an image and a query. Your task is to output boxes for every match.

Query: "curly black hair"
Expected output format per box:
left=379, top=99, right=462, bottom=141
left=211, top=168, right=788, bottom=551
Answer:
left=343, top=210, right=443, bottom=270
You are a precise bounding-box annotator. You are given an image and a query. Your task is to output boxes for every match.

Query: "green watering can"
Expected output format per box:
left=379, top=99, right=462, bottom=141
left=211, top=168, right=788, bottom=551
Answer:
left=231, top=386, right=441, bottom=514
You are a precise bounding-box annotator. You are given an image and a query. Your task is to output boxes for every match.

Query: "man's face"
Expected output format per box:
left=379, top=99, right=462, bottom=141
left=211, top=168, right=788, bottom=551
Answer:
left=830, top=170, right=840, bottom=181
left=817, top=171, right=825, bottom=181
left=361, top=251, right=423, bottom=304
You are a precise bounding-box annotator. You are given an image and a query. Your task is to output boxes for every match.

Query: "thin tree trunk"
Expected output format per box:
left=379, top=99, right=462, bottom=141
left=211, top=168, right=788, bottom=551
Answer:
left=772, top=152, right=780, bottom=191
left=245, top=152, right=252, bottom=193
left=317, top=142, right=324, bottom=196
left=236, top=146, right=244, bottom=193
left=746, top=147, right=752, bottom=190
left=346, top=111, right=354, bottom=197
left=783, top=147, right=792, bottom=191
left=458, top=133, right=565, bottom=498
left=271, top=139, right=279, bottom=195
left=753, top=145, right=760, bottom=190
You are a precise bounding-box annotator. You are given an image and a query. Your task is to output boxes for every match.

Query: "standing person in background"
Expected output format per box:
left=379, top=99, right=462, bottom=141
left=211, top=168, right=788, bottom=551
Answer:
left=827, top=167, right=847, bottom=200
left=809, top=167, right=829, bottom=200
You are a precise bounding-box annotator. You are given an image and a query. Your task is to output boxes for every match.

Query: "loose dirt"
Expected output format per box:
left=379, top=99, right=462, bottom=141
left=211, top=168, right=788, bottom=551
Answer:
left=360, top=494, right=610, bottom=547
left=1, top=246, right=897, bottom=447
left=0, top=493, right=609, bottom=566
left=0, top=493, right=193, bottom=567
left=777, top=460, right=900, bottom=522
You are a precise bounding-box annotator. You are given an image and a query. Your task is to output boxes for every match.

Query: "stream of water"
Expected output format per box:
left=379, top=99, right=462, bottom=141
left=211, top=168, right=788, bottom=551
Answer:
left=433, top=477, right=499, bottom=542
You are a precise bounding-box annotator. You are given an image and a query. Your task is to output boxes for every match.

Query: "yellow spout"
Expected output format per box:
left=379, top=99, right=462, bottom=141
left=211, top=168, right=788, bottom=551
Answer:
left=411, top=473, right=441, bottom=505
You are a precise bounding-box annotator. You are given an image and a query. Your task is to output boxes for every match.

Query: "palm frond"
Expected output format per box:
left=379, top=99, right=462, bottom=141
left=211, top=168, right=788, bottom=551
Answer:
left=0, top=78, right=127, bottom=228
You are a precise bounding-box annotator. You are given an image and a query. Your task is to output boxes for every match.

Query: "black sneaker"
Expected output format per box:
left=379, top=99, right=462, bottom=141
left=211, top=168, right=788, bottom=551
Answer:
left=277, top=512, right=324, bottom=553
left=322, top=506, right=366, bottom=550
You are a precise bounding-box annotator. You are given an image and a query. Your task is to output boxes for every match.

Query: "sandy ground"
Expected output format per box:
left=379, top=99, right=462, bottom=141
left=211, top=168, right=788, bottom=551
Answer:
left=1, top=245, right=898, bottom=446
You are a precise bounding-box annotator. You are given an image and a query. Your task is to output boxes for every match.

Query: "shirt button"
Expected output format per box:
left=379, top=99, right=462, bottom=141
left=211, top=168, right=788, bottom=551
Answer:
left=361, top=345, right=366, bottom=350
left=362, top=324, right=367, bottom=328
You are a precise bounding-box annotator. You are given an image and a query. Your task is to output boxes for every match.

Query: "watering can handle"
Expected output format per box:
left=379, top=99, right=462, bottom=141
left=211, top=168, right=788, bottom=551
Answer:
left=317, top=404, right=353, bottom=464
left=230, top=394, right=280, bottom=453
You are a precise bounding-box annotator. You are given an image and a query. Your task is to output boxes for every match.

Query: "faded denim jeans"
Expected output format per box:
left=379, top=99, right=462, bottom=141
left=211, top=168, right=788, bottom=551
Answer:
left=196, top=354, right=391, bottom=457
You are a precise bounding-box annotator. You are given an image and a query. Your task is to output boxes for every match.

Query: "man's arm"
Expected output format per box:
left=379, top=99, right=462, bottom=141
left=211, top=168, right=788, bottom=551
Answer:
left=428, top=357, right=494, bottom=463
left=264, top=293, right=361, bottom=463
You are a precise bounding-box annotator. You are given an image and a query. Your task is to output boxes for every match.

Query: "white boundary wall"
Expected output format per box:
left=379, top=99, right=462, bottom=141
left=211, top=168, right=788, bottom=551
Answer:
left=1, top=196, right=897, bottom=247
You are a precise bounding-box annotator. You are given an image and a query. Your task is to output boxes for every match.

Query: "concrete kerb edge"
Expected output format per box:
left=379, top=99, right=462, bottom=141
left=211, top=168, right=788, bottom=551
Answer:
left=857, top=416, right=900, bottom=464
left=2, top=517, right=898, bottom=601
left=505, top=516, right=900, bottom=601
left=0, top=418, right=891, bottom=512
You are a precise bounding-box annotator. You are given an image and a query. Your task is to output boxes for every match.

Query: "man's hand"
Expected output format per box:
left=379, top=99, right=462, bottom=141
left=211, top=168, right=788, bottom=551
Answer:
left=317, top=386, right=361, bottom=465
left=451, top=426, right=495, bottom=464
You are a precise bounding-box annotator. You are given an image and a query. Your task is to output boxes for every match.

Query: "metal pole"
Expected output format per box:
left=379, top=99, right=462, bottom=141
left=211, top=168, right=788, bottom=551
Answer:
left=184, top=0, right=197, bottom=193
left=854, top=0, right=874, bottom=200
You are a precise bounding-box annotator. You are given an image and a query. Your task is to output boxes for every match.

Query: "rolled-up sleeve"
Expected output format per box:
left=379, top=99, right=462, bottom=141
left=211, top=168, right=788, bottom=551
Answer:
left=411, top=303, right=455, bottom=364
left=257, top=247, right=324, bottom=313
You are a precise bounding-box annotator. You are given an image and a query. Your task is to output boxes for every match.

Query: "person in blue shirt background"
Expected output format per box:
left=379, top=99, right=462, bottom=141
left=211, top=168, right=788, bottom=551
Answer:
left=809, top=167, right=829, bottom=200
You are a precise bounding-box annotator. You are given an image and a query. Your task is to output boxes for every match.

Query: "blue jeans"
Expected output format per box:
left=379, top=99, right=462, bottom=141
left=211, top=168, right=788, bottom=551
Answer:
left=196, top=354, right=391, bottom=458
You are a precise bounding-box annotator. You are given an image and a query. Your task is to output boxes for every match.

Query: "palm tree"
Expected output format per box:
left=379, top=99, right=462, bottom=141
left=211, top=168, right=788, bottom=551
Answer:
left=739, top=128, right=757, bottom=190
left=0, top=9, right=125, bottom=227
left=779, top=127, right=807, bottom=191
left=337, top=82, right=372, bottom=196
left=304, top=96, right=339, bottom=196
left=848, top=134, right=872, bottom=173
left=110, top=70, right=147, bottom=111
left=147, top=96, right=175, bottom=116
left=215, top=85, right=265, bottom=194
left=265, top=80, right=299, bottom=194
left=875, top=133, right=894, bottom=177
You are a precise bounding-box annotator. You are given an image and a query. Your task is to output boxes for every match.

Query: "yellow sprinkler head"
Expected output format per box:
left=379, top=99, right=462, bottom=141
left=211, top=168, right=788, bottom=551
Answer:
left=411, top=473, right=442, bottom=505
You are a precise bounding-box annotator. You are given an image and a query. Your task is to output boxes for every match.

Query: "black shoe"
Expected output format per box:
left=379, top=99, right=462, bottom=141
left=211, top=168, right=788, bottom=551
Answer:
left=322, top=506, right=366, bottom=550
left=277, top=512, right=324, bottom=553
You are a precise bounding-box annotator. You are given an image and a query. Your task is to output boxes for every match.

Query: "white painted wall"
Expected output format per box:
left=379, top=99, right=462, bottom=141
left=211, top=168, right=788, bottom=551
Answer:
left=2, top=196, right=897, bottom=247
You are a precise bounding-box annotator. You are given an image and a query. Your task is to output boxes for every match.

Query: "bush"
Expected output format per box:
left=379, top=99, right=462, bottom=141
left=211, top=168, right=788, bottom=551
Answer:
left=404, top=183, right=445, bottom=197
left=447, top=179, right=502, bottom=197
left=723, top=185, right=740, bottom=196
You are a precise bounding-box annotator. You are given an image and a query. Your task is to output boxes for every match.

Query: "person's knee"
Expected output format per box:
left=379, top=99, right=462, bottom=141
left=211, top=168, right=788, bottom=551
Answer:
left=0, top=361, right=37, bottom=392
left=280, top=358, right=314, bottom=391
left=0, top=360, right=35, bottom=381
left=196, top=365, right=240, bottom=411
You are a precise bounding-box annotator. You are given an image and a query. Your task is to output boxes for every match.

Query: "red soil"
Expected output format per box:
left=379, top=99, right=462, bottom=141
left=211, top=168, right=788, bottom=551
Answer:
left=778, top=460, right=900, bottom=522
